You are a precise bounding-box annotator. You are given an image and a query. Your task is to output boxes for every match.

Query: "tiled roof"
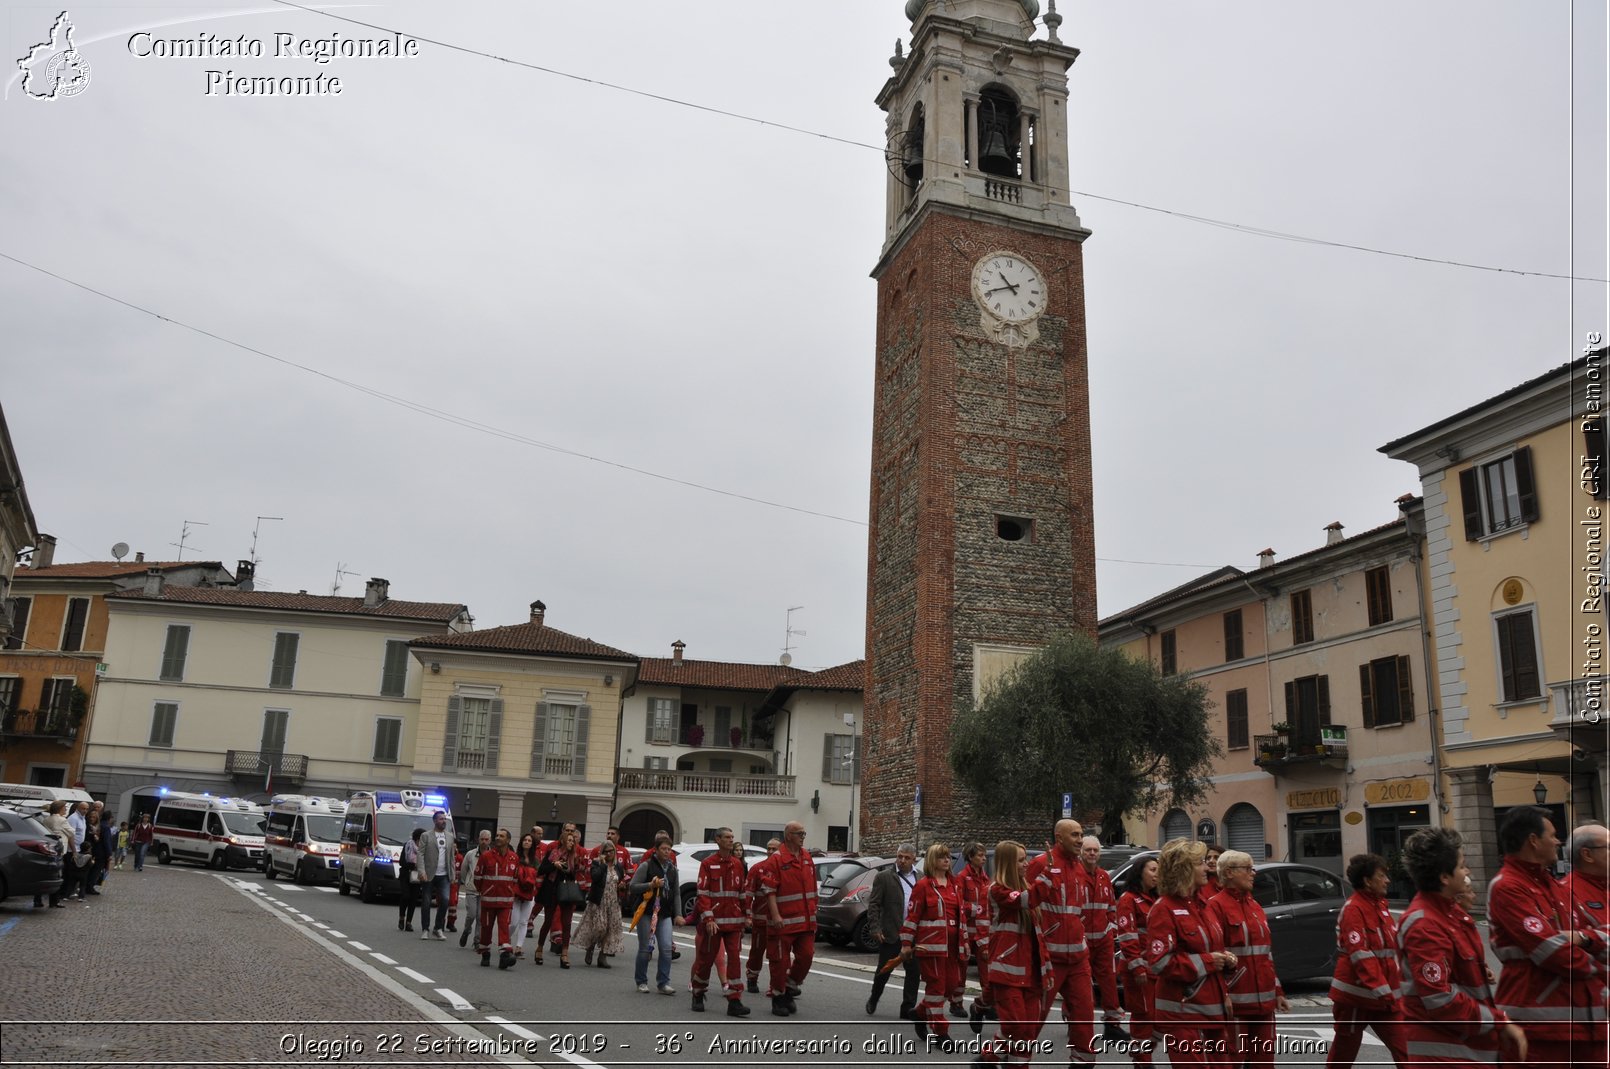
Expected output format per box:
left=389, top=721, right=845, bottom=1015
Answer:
left=1102, top=566, right=1244, bottom=624
left=410, top=622, right=635, bottom=662
left=1381, top=352, right=1599, bottom=452
left=787, top=660, right=866, bottom=691
left=18, top=561, right=224, bottom=580
left=637, top=657, right=808, bottom=691
left=107, top=587, right=467, bottom=622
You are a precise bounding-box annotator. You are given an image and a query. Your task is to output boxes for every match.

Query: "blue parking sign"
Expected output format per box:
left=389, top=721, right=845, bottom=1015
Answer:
left=1061, top=792, right=1073, bottom=819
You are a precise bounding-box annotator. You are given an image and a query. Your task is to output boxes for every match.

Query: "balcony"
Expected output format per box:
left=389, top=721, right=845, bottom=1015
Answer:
left=645, top=725, right=776, bottom=752
left=616, top=766, right=795, bottom=800
left=225, top=749, right=307, bottom=785
left=1254, top=726, right=1347, bottom=770
left=0, top=708, right=80, bottom=745
left=1550, top=677, right=1606, bottom=731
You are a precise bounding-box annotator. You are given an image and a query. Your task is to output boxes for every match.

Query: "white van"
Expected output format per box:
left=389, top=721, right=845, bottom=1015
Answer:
left=0, top=783, right=93, bottom=807
left=151, top=792, right=267, bottom=870
left=264, top=795, right=346, bottom=885
left=337, top=789, right=453, bottom=902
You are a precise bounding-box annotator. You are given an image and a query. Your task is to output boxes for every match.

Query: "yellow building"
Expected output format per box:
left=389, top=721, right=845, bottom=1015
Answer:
left=1382, top=349, right=1606, bottom=895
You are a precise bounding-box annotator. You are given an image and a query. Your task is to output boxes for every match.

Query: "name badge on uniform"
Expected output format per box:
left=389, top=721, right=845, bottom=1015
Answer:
left=1172, top=909, right=1190, bottom=916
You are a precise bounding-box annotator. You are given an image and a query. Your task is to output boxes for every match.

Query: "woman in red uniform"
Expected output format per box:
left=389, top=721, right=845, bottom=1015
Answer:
left=977, top=840, right=1050, bottom=1066
left=1397, top=826, right=1526, bottom=1067
left=1206, top=850, right=1287, bottom=1068
left=960, top=841, right=995, bottom=1030
left=1143, top=838, right=1234, bottom=1068
left=1326, top=853, right=1405, bottom=1067
left=1194, top=844, right=1223, bottom=910
left=1116, top=857, right=1160, bottom=1066
left=901, top=841, right=970, bottom=1049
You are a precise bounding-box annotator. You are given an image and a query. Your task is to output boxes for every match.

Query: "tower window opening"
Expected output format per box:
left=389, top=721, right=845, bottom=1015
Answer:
left=978, top=87, right=1021, bottom=179
left=996, top=515, right=1034, bottom=542
left=903, top=104, right=925, bottom=189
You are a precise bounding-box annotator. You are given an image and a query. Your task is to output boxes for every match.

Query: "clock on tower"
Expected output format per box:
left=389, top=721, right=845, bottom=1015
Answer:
left=862, top=0, right=1096, bottom=852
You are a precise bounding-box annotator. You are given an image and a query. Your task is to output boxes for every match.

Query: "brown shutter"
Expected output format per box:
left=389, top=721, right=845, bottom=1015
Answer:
left=1359, top=663, right=1376, bottom=728
left=1512, top=446, right=1539, bottom=523
left=1458, top=467, right=1483, bottom=540
left=1318, top=675, right=1331, bottom=727
left=1396, top=655, right=1415, bottom=722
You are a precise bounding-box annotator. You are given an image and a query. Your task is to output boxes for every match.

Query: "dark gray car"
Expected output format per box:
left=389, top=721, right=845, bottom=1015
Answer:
left=816, top=856, right=892, bottom=951
left=0, top=807, right=65, bottom=903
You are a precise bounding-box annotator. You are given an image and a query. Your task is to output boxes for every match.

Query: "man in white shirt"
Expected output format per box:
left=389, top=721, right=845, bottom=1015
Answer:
left=458, top=829, right=492, bottom=948
left=865, top=844, right=920, bottom=1019
left=418, top=811, right=454, bottom=940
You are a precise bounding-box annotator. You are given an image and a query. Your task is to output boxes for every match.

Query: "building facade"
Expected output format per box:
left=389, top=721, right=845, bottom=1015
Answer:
left=0, top=402, right=38, bottom=650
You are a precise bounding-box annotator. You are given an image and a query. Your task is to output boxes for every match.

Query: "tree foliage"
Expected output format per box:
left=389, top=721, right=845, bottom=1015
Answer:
left=949, top=633, right=1219, bottom=841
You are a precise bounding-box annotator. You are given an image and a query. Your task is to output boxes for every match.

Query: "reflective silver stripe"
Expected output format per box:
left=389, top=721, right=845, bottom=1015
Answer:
left=1348, top=950, right=1375, bottom=965
left=1493, top=945, right=1527, bottom=961
left=992, top=960, right=1027, bottom=977
left=1476, top=1004, right=1495, bottom=1034
left=1420, top=990, right=1455, bottom=1011
left=1330, top=979, right=1392, bottom=1000
left=1152, top=998, right=1226, bottom=1018
left=1530, top=932, right=1572, bottom=965
left=916, top=941, right=949, bottom=953
left=1537, top=977, right=1561, bottom=1004
left=1041, top=902, right=1081, bottom=914
left=1228, top=991, right=1276, bottom=1006
left=1501, top=1004, right=1609, bottom=1022
left=1370, top=947, right=1396, bottom=958
left=773, top=892, right=812, bottom=903
left=1405, top=1041, right=1496, bottom=1063
left=1045, top=940, right=1087, bottom=954
left=1223, top=944, right=1270, bottom=957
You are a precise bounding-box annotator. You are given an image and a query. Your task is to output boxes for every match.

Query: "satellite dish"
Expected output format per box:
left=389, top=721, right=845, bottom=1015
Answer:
left=779, top=652, right=792, bottom=667
left=111, top=542, right=130, bottom=561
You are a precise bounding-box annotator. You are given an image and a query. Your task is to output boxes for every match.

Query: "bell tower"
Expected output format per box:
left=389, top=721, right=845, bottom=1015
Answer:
left=862, top=0, right=1095, bottom=851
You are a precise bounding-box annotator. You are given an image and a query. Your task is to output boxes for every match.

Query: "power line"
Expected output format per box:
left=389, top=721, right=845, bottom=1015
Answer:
left=267, top=0, right=1607, bottom=285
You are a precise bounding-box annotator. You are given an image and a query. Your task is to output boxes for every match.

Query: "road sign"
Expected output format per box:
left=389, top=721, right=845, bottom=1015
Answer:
left=914, top=784, right=922, bottom=822
left=1061, top=792, right=1073, bottom=819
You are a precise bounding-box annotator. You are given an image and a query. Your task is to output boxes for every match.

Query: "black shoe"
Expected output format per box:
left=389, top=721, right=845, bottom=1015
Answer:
left=1103, top=1022, right=1133, bottom=1043
left=969, top=1002, right=985, bottom=1035
left=950, top=1002, right=967, bottom=1019
left=899, top=1005, right=918, bottom=1022
left=785, top=983, right=801, bottom=999
left=459, top=929, right=469, bottom=947
left=865, top=995, right=878, bottom=1016
left=481, top=950, right=491, bottom=967
left=691, top=994, right=706, bottom=1013
left=85, top=890, right=101, bottom=896
left=936, top=1035, right=956, bottom=1053
left=747, top=978, right=760, bottom=994
left=983, top=1006, right=999, bottom=1021
left=913, top=1020, right=928, bottom=1042
left=672, top=948, right=681, bottom=960
left=727, top=1000, right=751, bottom=1017
left=446, top=922, right=456, bottom=932
left=771, top=997, right=790, bottom=1017
left=498, top=950, right=516, bottom=970
left=782, top=995, right=798, bottom=1016
left=584, top=946, right=594, bottom=966
left=597, top=956, right=611, bottom=969
left=405, top=923, right=413, bottom=932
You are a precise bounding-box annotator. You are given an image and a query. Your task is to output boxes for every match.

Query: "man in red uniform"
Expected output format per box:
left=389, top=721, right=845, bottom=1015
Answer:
left=1488, top=806, right=1609, bottom=1067
left=1080, top=835, right=1130, bottom=1043
left=1027, top=818, right=1098, bottom=1066
left=759, top=821, right=817, bottom=1017
left=1567, top=824, right=1610, bottom=945
left=691, top=827, right=752, bottom=1017
left=475, top=829, right=518, bottom=970
left=745, top=838, right=780, bottom=994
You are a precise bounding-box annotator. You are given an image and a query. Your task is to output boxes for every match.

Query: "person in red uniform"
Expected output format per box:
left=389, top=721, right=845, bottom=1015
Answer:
left=1080, top=835, right=1130, bottom=1042
left=690, top=827, right=751, bottom=1017
left=1326, top=853, right=1406, bottom=1067
left=1143, top=838, right=1233, bottom=1068
left=745, top=838, right=780, bottom=994
left=1194, top=844, right=1223, bottom=910
left=959, top=841, right=995, bottom=1032
left=1207, top=850, right=1288, bottom=1068
left=1116, top=857, right=1160, bottom=1066
left=759, top=821, right=817, bottom=1017
left=900, top=841, right=970, bottom=1049
left=1398, top=825, right=1527, bottom=1066
left=1027, top=819, right=1098, bottom=1066
left=978, top=840, right=1052, bottom=1066
left=1566, top=824, right=1609, bottom=954
left=475, top=829, right=519, bottom=970
left=1488, top=806, right=1609, bottom=1067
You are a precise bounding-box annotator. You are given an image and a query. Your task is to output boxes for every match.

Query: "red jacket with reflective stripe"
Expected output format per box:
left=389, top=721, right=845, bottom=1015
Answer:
left=900, top=875, right=967, bottom=958
left=1080, top=864, right=1117, bottom=941
left=1116, top=888, right=1158, bottom=975
left=1026, top=846, right=1089, bottom=963
left=746, top=857, right=771, bottom=925
left=1329, top=889, right=1403, bottom=1010
left=758, top=845, right=817, bottom=933
left=1568, top=870, right=1609, bottom=934
left=1488, top=857, right=1608, bottom=1042
left=1399, top=892, right=1507, bottom=1061
left=1143, top=893, right=1230, bottom=1024
left=474, top=847, right=518, bottom=908
left=986, top=881, right=1049, bottom=989
left=1206, top=887, right=1282, bottom=1016
left=959, top=862, right=992, bottom=949
left=696, top=851, right=748, bottom=929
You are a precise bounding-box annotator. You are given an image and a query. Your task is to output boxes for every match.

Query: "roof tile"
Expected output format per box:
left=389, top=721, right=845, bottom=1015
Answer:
left=637, top=658, right=808, bottom=691
left=410, top=622, right=635, bottom=661
left=18, top=561, right=225, bottom=580
left=107, top=587, right=466, bottom=622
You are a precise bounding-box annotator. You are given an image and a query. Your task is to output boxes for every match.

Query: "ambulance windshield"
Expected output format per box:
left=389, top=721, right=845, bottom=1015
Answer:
left=221, top=811, right=266, bottom=836
left=377, top=812, right=437, bottom=847
left=304, top=815, right=343, bottom=842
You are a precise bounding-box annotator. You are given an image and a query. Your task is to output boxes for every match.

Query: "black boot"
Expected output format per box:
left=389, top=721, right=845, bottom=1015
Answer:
left=480, top=950, right=491, bottom=967
left=459, top=928, right=470, bottom=948
left=727, top=999, right=751, bottom=1017
left=691, top=993, right=706, bottom=1013
left=770, top=997, right=791, bottom=1017
left=913, top=1019, right=928, bottom=1042
left=746, top=977, right=760, bottom=994
left=498, top=949, right=516, bottom=970
left=969, top=1002, right=985, bottom=1035
left=584, top=946, right=594, bottom=966
left=1103, top=1022, right=1133, bottom=1043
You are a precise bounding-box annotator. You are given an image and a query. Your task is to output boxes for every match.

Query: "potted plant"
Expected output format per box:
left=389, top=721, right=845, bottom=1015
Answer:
left=1270, top=721, right=1292, bottom=736
left=687, top=723, right=705, bottom=747
left=730, top=726, right=743, bottom=748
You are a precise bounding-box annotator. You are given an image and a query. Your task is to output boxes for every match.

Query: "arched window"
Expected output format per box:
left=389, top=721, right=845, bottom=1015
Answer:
left=903, top=103, right=926, bottom=187
left=1224, top=803, right=1265, bottom=859
left=977, top=86, right=1020, bottom=178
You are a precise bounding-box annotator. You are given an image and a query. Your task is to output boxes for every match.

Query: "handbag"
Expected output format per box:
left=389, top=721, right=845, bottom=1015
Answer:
left=409, top=867, right=425, bottom=884
left=558, top=879, right=585, bottom=906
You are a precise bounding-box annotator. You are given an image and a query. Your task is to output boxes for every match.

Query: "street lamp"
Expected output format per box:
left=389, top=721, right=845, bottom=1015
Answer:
left=1533, top=776, right=1548, bottom=805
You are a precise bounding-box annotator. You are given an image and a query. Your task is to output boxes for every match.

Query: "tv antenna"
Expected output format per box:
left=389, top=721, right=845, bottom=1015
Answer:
left=330, top=562, right=362, bottom=595
left=780, top=605, right=806, bottom=666
left=169, top=519, right=208, bottom=560
left=249, top=516, right=283, bottom=569
left=110, top=542, right=129, bottom=561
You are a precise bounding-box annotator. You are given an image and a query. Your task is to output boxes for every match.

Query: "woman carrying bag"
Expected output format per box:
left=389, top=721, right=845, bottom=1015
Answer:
left=537, top=826, right=584, bottom=967
left=576, top=840, right=625, bottom=968
left=398, top=828, right=424, bottom=931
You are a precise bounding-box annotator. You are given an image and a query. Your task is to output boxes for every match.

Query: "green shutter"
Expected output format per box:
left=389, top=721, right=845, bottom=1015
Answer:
left=160, top=625, right=190, bottom=681
left=381, top=641, right=409, bottom=696
left=822, top=734, right=835, bottom=782
left=531, top=702, right=548, bottom=777
left=270, top=632, right=299, bottom=689
left=1396, top=655, right=1415, bottom=722
left=573, top=704, right=590, bottom=780
left=484, top=698, right=503, bottom=775
left=442, top=694, right=461, bottom=772
left=150, top=702, right=177, bottom=747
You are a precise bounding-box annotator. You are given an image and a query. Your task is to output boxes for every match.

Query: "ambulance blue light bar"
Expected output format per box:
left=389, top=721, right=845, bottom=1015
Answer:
left=423, top=794, right=448, bottom=807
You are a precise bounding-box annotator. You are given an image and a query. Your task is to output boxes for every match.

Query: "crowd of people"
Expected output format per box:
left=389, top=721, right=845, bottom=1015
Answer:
left=30, top=800, right=156, bottom=907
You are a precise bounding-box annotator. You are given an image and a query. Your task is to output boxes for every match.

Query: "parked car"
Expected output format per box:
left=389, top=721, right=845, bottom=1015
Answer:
left=0, top=806, right=64, bottom=904
left=1108, top=852, right=1346, bottom=981
left=666, top=841, right=771, bottom=912
left=816, top=855, right=893, bottom=951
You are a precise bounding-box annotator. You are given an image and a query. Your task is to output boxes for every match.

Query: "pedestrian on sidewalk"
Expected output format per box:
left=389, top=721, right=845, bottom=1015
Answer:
left=576, top=840, right=624, bottom=968
left=398, top=828, right=423, bottom=931
left=37, top=801, right=77, bottom=908
left=113, top=822, right=128, bottom=870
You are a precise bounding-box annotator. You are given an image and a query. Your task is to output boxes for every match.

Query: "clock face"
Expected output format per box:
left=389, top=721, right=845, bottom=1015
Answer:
left=971, top=252, right=1046, bottom=323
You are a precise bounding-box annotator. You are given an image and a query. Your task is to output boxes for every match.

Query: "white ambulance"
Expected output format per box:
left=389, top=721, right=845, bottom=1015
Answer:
left=337, top=789, right=453, bottom=902
left=0, top=783, right=94, bottom=808
left=151, top=792, right=267, bottom=870
left=263, top=795, right=347, bottom=885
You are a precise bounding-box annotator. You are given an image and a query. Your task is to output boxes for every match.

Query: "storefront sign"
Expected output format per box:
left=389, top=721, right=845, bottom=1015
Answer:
left=1286, top=788, right=1341, bottom=809
left=1344, top=811, right=1364, bottom=825
left=1364, top=778, right=1430, bottom=805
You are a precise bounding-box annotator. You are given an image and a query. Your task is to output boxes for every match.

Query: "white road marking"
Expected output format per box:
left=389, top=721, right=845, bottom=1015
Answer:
left=437, top=987, right=474, bottom=1011
left=326, top=930, right=346, bottom=938
left=370, top=952, right=398, bottom=965
left=484, top=1016, right=609, bottom=1069
left=315, top=886, right=337, bottom=892
left=396, top=966, right=433, bottom=983
left=313, top=922, right=329, bottom=929
left=348, top=940, right=370, bottom=951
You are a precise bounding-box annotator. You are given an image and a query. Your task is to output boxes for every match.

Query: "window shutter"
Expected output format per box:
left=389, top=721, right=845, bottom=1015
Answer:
left=1396, top=655, right=1415, bottom=722
left=573, top=704, right=590, bottom=780
left=531, top=702, right=548, bottom=777
left=1317, top=675, right=1331, bottom=727
left=1283, top=680, right=1295, bottom=722
left=1499, top=611, right=1541, bottom=702
left=1512, top=446, right=1539, bottom=523
left=381, top=641, right=409, bottom=696
left=645, top=703, right=654, bottom=743
left=1358, top=663, right=1376, bottom=728
left=1587, top=417, right=1608, bottom=501
left=442, top=694, right=461, bottom=772
left=160, top=625, right=190, bottom=681
left=1458, top=467, right=1483, bottom=540
left=822, top=734, right=835, bottom=782
left=484, top=698, right=503, bottom=775
left=150, top=702, right=177, bottom=747
left=62, top=598, right=89, bottom=652
left=271, top=632, right=299, bottom=689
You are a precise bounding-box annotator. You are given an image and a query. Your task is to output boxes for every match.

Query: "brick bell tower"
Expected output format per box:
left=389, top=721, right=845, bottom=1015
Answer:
left=862, top=0, right=1096, bottom=853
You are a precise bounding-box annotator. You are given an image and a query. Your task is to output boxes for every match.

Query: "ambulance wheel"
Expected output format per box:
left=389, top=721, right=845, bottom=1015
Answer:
left=264, top=861, right=277, bottom=880
left=209, top=850, right=228, bottom=871
left=294, top=859, right=313, bottom=885
left=338, top=875, right=351, bottom=896
left=156, top=845, right=172, bottom=865
left=360, top=871, right=378, bottom=903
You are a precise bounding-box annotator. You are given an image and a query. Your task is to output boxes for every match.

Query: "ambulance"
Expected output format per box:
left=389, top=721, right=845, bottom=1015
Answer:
left=337, top=789, right=453, bottom=902
left=263, top=795, right=347, bottom=885
left=0, top=783, right=94, bottom=808
left=150, top=792, right=267, bottom=870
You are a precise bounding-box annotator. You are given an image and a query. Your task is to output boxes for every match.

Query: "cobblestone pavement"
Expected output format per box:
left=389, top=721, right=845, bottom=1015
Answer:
left=0, top=864, right=518, bottom=1067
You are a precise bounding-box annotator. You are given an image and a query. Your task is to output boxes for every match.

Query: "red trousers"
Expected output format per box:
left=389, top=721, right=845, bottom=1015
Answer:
left=1089, top=937, right=1121, bottom=1019
left=916, top=953, right=965, bottom=1037
left=970, top=939, right=994, bottom=1011
left=536, top=901, right=574, bottom=949
left=981, top=983, right=1046, bottom=1065
left=766, top=928, right=814, bottom=998
left=478, top=904, right=512, bottom=952
left=745, top=919, right=769, bottom=983
left=1325, top=1005, right=1405, bottom=1067
left=1040, top=958, right=1097, bottom=1064
left=1121, top=970, right=1155, bottom=1063
left=1228, top=1014, right=1275, bottom=1069
left=1156, top=1025, right=1231, bottom=1068
left=692, top=926, right=743, bottom=997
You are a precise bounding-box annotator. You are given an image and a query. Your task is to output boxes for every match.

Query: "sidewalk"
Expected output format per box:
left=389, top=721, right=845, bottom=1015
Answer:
left=0, top=865, right=513, bottom=1067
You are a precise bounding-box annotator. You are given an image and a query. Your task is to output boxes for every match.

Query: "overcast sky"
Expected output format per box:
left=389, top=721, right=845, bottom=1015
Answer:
left=3, top=1, right=1605, bottom=672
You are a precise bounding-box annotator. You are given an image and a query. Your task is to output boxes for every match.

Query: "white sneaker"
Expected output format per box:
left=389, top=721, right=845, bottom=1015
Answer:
left=433, top=930, right=446, bottom=940
left=636, top=983, right=650, bottom=993
left=658, top=984, right=676, bottom=996
left=420, top=931, right=430, bottom=940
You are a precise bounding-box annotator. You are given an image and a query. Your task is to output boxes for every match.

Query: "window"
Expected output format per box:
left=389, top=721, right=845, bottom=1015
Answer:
left=531, top=701, right=591, bottom=780
left=149, top=702, right=178, bottom=747
left=367, top=717, right=399, bottom=763
left=644, top=756, right=669, bottom=770
left=269, top=632, right=299, bottom=689
left=822, top=733, right=860, bottom=785
left=380, top=640, right=409, bottom=697
left=1283, top=674, right=1331, bottom=748
left=1225, top=689, right=1249, bottom=750
left=261, top=708, right=289, bottom=757
left=38, top=678, right=75, bottom=720
left=1495, top=609, right=1542, bottom=703
left=996, top=514, right=1035, bottom=542
left=1458, top=448, right=1539, bottom=539
left=645, top=698, right=676, bottom=744
left=828, top=826, right=849, bottom=852
left=159, top=625, right=190, bottom=681
left=1223, top=610, right=1243, bottom=662
left=0, top=677, right=16, bottom=716
left=1290, top=589, right=1314, bottom=645
left=443, top=692, right=503, bottom=774
left=1360, top=655, right=1415, bottom=727
left=708, top=758, right=733, bottom=774
left=60, top=597, right=89, bottom=652
left=1160, top=630, right=1177, bottom=676
left=459, top=697, right=491, bottom=755
left=1365, top=566, right=1393, bottom=626
left=5, top=597, right=30, bottom=650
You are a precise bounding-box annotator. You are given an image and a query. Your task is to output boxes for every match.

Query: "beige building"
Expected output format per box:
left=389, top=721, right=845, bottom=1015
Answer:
left=1382, top=350, right=1606, bottom=895
left=0, top=402, right=38, bottom=645
left=85, top=575, right=469, bottom=817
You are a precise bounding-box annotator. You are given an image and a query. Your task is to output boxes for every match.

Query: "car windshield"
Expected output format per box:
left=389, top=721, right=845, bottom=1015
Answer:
left=304, top=815, right=343, bottom=842
left=376, top=812, right=437, bottom=847
left=221, top=811, right=265, bottom=836
left=824, top=861, right=869, bottom=887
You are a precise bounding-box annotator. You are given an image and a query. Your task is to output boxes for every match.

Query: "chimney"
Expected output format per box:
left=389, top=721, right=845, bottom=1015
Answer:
left=1324, top=521, right=1345, bottom=546
left=235, top=560, right=255, bottom=593
left=672, top=640, right=686, bottom=666
left=529, top=600, right=546, bottom=626
left=363, top=578, right=389, bottom=607
left=135, top=551, right=145, bottom=563
left=31, top=534, right=56, bottom=569
left=1257, top=548, right=1276, bottom=569
left=143, top=568, right=165, bottom=597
